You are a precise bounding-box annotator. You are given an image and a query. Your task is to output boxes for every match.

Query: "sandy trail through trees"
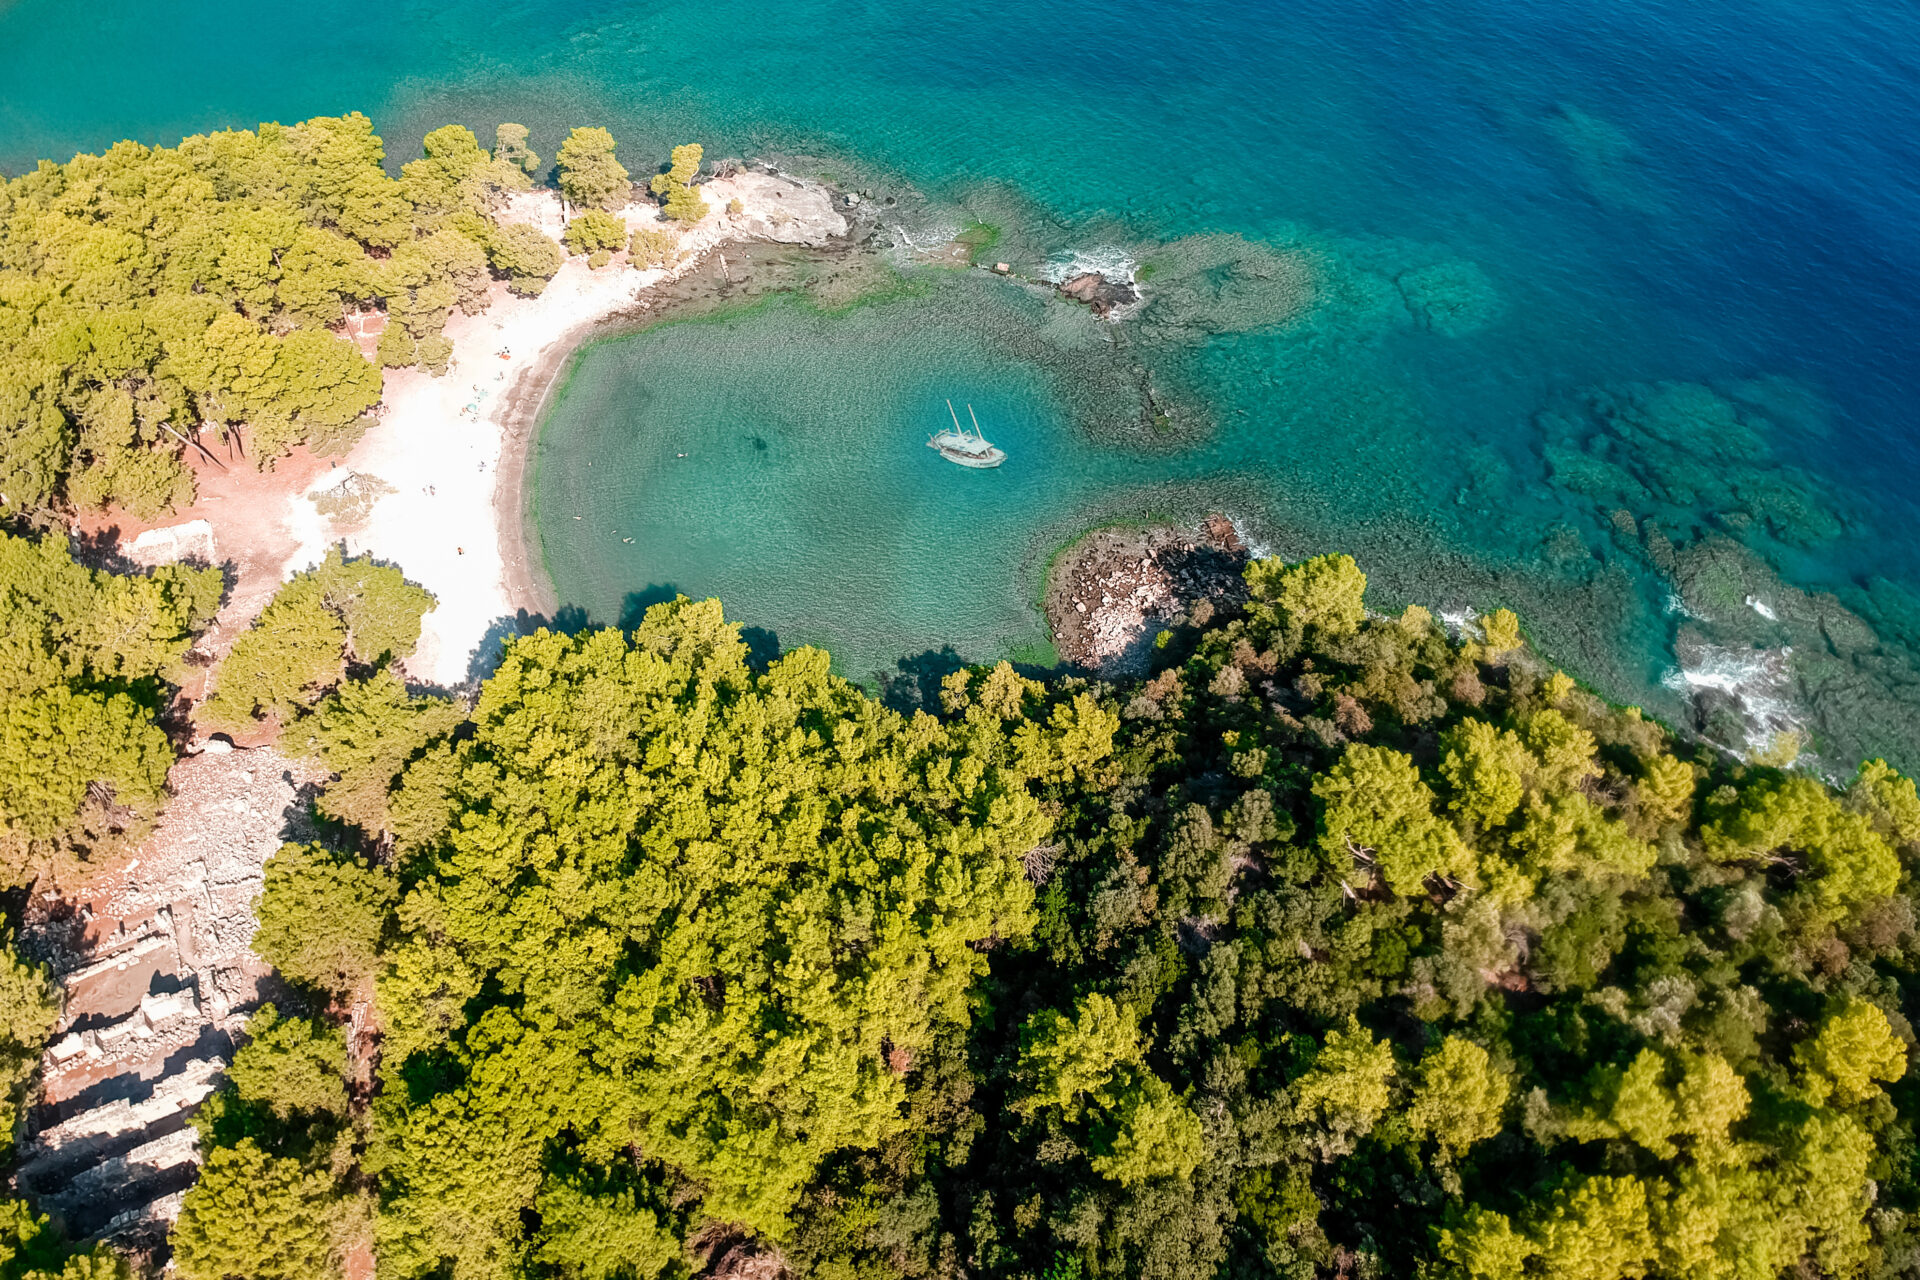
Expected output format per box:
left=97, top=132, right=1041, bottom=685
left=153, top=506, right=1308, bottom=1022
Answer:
left=292, top=175, right=848, bottom=688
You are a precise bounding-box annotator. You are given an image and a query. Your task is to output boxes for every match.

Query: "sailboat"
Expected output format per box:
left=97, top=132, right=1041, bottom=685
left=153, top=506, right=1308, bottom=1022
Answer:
left=928, top=401, right=1007, bottom=469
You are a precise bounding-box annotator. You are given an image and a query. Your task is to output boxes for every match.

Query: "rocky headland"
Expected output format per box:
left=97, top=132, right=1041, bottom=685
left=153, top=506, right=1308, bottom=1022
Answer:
left=1045, top=515, right=1251, bottom=675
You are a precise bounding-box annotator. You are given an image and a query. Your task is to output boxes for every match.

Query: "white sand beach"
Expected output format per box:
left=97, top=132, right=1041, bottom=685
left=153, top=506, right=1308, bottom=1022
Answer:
left=281, top=172, right=848, bottom=687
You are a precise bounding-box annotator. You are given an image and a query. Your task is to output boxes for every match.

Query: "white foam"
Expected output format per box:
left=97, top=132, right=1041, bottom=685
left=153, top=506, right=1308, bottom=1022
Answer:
left=1662, top=642, right=1808, bottom=762
left=884, top=217, right=964, bottom=262
left=1219, top=514, right=1268, bottom=559
left=1038, top=246, right=1139, bottom=286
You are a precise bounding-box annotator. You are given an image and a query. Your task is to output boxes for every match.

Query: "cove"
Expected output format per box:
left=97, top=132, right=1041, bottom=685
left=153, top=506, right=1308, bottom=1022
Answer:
left=528, top=257, right=1684, bottom=713
left=532, top=280, right=1175, bottom=686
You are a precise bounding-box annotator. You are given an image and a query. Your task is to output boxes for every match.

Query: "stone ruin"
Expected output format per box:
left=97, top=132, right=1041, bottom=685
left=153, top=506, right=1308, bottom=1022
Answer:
left=14, top=747, right=323, bottom=1250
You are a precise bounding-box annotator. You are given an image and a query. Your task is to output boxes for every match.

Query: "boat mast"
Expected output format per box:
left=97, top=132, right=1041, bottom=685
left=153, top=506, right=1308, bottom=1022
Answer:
left=947, top=400, right=964, bottom=436
left=967, top=404, right=983, bottom=439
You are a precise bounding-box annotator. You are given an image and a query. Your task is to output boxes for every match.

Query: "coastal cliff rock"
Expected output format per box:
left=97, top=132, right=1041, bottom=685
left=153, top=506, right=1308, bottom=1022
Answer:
left=1046, top=516, right=1250, bottom=674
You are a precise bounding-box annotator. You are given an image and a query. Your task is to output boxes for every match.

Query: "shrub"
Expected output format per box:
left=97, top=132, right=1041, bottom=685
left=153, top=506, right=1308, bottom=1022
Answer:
left=628, top=226, right=677, bottom=268
left=562, top=210, right=627, bottom=256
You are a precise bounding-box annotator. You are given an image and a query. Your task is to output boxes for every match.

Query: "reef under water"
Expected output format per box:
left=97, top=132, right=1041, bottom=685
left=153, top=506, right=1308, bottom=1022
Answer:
left=530, top=183, right=1920, bottom=776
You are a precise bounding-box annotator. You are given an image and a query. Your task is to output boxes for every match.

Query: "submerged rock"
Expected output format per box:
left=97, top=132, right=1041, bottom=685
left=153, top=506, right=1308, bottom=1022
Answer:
left=1395, top=259, right=1500, bottom=336
left=1130, top=233, right=1317, bottom=336
left=1658, top=534, right=1920, bottom=773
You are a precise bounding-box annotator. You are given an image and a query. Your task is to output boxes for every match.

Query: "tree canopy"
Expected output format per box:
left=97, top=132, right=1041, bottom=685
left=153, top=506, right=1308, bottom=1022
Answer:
left=649, top=143, right=709, bottom=224
left=0, top=115, right=602, bottom=517
left=0, top=1199, right=129, bottom=1280
left=197, top=545, right=433, bottom=735
left=0, top=530, right=219, bottom=883
left=562, top=210, right=628, bottom=269
left=166, top=556, right=1920, bottom=1280
left=556, top=128, right=630, bottom=212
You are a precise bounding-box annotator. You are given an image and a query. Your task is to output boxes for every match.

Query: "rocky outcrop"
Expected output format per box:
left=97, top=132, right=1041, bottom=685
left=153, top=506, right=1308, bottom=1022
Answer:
left=1045, top=516, right=1251, bottom=675
left=1058, top=271, right=1139, bottom=318
left=123, top=521, right=215, bottom=569
left=715, top=170, right=849, bottom=247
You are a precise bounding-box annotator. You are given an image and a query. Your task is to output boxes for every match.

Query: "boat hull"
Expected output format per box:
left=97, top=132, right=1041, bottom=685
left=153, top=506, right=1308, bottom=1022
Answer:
left=935, top=447, right=1005, bottom=468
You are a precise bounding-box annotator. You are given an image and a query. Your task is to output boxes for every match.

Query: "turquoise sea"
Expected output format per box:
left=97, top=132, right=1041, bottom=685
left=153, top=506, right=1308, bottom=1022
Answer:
left=5, top=0, right=1919, bottom=766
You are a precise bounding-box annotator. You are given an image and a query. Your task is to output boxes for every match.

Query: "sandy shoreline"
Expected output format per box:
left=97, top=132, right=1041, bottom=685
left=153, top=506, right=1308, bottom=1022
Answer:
left=489, top=315, right=585, bottom=621
left=485, top=293, right=662, bottom=621
left=268, top=172, right=851, bottom=687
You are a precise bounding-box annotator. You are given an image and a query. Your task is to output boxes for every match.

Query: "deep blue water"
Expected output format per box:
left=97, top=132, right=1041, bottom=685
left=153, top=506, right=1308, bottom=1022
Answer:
left=6, top=0, right=1920, bottom=759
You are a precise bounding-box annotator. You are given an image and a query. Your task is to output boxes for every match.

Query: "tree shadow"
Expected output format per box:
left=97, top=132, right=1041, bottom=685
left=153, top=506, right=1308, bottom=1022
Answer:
left=618, top=583, right=683, bottom=630
left=739, top=626, right=782, bottom=672
left=461, top=606, right=592, bottom=687
left=879, top=647, right=967, bottom=715
left=279, top=773, right=333, bottom=847
left=67, top=525, right=238, bottom=610
left=66, top=525, right=141, bottom=576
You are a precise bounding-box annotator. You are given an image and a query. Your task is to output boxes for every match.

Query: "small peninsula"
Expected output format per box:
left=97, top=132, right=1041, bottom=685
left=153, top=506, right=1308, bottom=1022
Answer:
left=34, top=118, right=853, bottom=690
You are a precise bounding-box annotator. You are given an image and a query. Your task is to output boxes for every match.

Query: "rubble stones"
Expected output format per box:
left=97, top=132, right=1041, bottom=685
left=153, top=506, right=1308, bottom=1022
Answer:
left=1045, top=516, right=1252, bottom=676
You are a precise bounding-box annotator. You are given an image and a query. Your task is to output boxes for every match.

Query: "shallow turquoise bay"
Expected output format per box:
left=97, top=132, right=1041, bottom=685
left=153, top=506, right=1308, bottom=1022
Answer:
left=534, top=288, right=1103, bottom=678
left=532, top=264, right=1679, bottom=705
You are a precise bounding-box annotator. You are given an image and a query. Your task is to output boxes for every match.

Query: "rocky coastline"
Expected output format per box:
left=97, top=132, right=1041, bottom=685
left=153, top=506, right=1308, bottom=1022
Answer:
left=1044, top=515, right=1251, bottom=675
